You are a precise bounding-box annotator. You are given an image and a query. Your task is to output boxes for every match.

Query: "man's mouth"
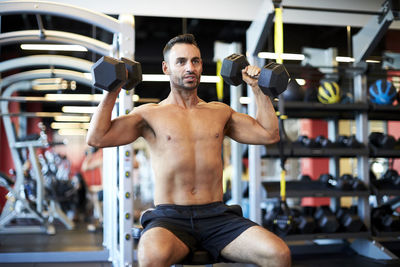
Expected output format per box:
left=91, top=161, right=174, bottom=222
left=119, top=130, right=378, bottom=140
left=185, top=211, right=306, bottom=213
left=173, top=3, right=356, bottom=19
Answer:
left=184, top=75, right=196, bottom=82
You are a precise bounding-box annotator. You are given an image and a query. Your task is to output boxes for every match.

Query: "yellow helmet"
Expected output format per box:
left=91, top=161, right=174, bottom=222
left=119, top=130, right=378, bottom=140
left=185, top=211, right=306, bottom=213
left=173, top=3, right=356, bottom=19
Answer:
left=318, top=81, right=341, bottom=104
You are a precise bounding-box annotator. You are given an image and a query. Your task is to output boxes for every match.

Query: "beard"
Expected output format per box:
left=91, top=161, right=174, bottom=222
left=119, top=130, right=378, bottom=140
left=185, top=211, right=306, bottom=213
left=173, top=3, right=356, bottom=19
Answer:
left=171, top=73, right=201, bottom=91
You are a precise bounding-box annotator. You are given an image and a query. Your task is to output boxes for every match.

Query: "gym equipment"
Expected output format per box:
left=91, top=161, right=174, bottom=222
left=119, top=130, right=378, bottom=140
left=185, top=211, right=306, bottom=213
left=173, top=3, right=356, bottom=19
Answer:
left=263, top=115, right=294, bottom=237
left=314, top=206, right=340, bottom=233
left=296, top=135, right=318, bottom=148
left=304, top=87, right=318, bottom=102
left=299, top=174, right=312, bottom=182
left=91, top=56, right=142, bottom=92
left=317, top=81, right=341, bottom=104
left=341, top=174, right=367, bottom=191
left=369, top=79, right=397, bottom=105
left=220, top=53, right=290, bottom=97
left=382, top=169, right=400, bottom=187
left=319, top=173, right=352, bottom=190
left=282, top=78, right=304, bottom=101
left=291, top=207, right=316, bottom=234
left=337, top=135, right=362, bottom=148
left=372, top=198, right=400, bottom=232
left=369, top=132, right=396, bottom=149
left=315, top=135, right=334, bottom=148
left=336, top=206, right=364, bottom=232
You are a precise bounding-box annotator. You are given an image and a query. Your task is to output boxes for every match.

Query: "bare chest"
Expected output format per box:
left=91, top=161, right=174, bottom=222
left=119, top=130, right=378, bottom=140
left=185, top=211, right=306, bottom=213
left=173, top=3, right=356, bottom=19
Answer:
left=145, top=107, right=229, bottom=143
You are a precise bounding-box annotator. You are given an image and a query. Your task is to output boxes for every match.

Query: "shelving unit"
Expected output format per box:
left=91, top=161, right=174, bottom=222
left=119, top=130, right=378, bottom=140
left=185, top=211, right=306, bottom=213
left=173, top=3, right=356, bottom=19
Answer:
left=262, top=99, right=400, bottom=257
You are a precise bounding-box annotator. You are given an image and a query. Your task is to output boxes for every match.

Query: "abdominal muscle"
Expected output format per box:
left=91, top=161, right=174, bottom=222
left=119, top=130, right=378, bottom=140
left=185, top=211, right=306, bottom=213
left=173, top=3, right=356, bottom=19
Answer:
left=149, top=139, right=224, bottom=206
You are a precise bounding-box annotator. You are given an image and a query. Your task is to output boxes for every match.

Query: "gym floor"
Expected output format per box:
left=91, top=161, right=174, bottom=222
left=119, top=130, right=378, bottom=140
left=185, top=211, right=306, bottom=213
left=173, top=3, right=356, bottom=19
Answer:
left=0, top=222, right=399, bottom=267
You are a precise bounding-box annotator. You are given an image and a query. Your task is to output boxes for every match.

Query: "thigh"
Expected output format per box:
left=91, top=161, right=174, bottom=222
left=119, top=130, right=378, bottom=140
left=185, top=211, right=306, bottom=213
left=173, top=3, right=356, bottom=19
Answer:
left=138, top=227, right=190, bottom=264
left=220, top=225, right=288, bottom=264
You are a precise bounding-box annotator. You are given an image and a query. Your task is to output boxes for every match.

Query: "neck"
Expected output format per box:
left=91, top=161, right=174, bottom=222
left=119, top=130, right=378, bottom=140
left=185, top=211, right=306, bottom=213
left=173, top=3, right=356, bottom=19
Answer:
left=166, top=87, right=200, bottom=108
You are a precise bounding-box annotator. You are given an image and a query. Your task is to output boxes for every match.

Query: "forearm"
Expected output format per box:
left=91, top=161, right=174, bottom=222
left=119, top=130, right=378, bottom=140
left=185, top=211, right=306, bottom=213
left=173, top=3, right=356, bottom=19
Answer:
left=86, top=91, right=119, bottom=147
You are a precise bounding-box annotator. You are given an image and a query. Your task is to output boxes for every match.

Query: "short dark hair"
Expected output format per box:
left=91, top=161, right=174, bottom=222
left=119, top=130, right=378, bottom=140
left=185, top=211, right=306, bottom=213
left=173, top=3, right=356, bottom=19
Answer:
left=163, top=33, right=199, bottom=61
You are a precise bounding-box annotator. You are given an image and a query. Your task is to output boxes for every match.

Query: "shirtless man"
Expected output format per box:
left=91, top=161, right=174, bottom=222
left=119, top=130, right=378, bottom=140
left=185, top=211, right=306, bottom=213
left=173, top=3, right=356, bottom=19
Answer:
left=87, top=34, right=291, bottom=267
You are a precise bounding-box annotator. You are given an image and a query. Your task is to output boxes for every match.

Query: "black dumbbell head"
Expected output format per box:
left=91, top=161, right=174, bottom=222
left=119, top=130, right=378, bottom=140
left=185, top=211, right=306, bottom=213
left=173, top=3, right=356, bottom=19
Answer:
left=258, top=62, right=289, bottom=97
left=91, top=56, right=127, bottom=92
left=319, top=173, right=334, bottom=184
left=220, top=54, right=249, bottom=86
left=121, top=57, right=142, bottom=90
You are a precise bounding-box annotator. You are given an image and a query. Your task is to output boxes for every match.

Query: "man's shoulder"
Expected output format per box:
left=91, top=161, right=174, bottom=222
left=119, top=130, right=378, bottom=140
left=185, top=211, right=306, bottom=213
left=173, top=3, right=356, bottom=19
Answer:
left=202, top=101, right=231, bottom=110
left=133, top=103, right=160, bottom=112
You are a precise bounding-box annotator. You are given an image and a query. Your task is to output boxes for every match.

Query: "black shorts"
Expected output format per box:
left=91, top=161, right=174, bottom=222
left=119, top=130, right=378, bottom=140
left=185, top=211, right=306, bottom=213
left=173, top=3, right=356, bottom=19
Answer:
left=140, top=201, right=258, bottom=262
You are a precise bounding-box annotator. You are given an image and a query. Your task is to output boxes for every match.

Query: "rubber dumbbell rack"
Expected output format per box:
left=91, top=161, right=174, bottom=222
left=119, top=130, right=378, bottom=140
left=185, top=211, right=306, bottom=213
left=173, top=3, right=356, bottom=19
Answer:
left=368, top=104, right=400, bottom=239
left=262, top=100, right=400, bottom=252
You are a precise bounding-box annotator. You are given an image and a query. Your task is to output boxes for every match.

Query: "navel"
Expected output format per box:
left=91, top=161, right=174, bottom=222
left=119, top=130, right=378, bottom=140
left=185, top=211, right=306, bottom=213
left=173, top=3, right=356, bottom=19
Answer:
left=215, top=133, right=220, bottom=138
left=167, top=135, right=171, bottom=141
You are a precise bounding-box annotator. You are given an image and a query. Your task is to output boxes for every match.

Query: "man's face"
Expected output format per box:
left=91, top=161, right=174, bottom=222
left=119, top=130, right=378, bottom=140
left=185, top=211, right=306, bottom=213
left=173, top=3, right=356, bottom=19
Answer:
left=162, top=43, right=203, bottom=91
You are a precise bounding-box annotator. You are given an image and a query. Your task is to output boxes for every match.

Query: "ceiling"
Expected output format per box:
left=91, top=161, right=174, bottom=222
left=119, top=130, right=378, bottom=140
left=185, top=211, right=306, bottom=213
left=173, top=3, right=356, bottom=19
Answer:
left=0, top=0, right=399, bottom=132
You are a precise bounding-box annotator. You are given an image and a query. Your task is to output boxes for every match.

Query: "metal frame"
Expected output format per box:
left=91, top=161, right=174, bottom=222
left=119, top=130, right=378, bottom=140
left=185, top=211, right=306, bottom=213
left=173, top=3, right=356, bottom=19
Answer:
left=0, top=30, right=111, bottom=56
left=245, top=0, right=275, bottom=224
left=0, top=1, right=136, bottom=266
left=0, top=81, right=74, bottom=234
left=0, top=55, right=93, bottom=74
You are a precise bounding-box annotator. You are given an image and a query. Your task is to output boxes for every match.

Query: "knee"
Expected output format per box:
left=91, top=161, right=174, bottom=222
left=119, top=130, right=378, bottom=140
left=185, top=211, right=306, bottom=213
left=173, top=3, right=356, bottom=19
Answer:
left=257, top=240, right=291, bottom=267
left=268, top=241, right=291, bottom=267
left=138, top=243, right=172, bottom=267
left=274, top=243, right=291, bottom=267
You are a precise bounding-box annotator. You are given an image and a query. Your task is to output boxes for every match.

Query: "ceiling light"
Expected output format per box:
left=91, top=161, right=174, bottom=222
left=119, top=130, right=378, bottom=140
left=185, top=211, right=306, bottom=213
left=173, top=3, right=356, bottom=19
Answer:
left=365, top=59, right=381, bottom=64
left=62, top=106, right=98, bottom=113
left=335, top=56, right=355, bottom=63
left=57, top=129, right=87, bottom=136
left=45, top=94, right=103, bottom=101
left=258, top=52, right=305, bottom=61
left=20, top=44, right=88, bottom=52
left=51, top=122, right=90, bottom=129
left=54, top=115, right=91, bottom=122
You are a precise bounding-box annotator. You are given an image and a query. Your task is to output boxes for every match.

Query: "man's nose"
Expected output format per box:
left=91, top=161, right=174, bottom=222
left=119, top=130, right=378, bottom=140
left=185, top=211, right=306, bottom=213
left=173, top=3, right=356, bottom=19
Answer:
left=185, top=61, right=195, bottom=72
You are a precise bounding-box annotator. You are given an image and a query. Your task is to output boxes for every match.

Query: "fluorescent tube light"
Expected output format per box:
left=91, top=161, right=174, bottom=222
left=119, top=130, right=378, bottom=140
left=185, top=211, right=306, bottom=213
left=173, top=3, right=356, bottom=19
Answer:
left=51, top=122, right=90, bottom=129
left=54, top=115, right=91, bottom=122
left=21, top=44, right=87, bottom=52
left=62, top=106, right=98, bottom=113
left=258, top=52, right=305, bottom=61
left=57, top=129, right=87, bottom=136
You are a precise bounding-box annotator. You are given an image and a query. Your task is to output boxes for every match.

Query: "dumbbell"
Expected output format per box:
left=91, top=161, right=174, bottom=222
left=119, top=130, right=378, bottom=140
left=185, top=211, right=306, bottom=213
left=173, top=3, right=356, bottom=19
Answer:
left=220, top=53, right=289, bottom=97
left=337, top=135, right=362, bottom=148
left=369, top=132, right=396, bottom=149
left=372, top=204, right=400, bottom=232
left=336, top=206, right=363, bottom=232
left=340, top=174, right=367, bottom=191
left=291, top=207, right=316, bottom=234
left=91, top=56, right=142, bottom=92
left=315, top=135, right=334, bottom=148
left=382, top=169, right=400, bottom=187
left=296, top=135, right=318, bottom=148
left=314, top=206, right=339, bottom=233
left=319, top=173, right=352, bottom=190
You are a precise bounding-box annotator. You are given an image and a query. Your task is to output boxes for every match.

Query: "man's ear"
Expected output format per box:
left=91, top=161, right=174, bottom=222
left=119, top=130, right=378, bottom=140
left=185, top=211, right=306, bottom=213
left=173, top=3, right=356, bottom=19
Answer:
left=162, top=61, right=169, bottom=74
